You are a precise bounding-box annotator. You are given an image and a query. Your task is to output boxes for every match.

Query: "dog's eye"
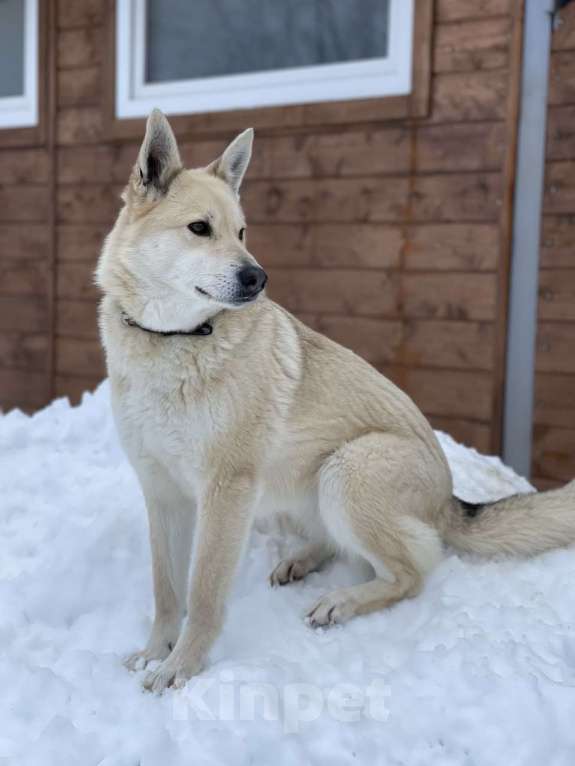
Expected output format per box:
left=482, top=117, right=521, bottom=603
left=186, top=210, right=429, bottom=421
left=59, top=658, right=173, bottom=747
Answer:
left=188, top=221, right=211, bottom=237
left=239, top=227, right=246, bottom=241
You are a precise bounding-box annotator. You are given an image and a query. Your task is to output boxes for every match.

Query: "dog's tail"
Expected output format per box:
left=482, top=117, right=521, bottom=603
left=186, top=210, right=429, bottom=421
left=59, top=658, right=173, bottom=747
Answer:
left=441, top=480, right=575, bottom=557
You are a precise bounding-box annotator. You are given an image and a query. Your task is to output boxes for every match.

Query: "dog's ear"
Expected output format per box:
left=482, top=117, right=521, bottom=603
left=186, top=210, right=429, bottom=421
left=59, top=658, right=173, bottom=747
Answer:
left=133, top=109, right=182, bottom=199
left=207, top=128, right=254, bottom=195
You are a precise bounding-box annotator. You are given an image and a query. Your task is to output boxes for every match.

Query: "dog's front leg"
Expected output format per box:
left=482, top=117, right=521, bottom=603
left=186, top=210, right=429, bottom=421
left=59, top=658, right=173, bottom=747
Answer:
left=125, top=464, right=195, bottom=671
left=143, top=472, right=255, bottom=693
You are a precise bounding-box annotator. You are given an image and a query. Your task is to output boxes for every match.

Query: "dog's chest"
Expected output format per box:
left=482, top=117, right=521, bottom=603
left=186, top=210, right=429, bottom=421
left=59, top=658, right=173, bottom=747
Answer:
left=113, top=372, right=213, bottom=476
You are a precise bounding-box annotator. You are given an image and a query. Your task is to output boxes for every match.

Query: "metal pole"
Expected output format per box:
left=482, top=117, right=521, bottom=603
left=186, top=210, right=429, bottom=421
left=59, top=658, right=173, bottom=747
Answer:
left=502, top=0, right=555, bottom=477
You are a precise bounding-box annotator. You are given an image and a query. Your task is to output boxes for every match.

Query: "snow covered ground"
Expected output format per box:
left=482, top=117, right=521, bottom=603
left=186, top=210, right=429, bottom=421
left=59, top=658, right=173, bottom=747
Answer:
left=1, top=382, right=575, bottom=766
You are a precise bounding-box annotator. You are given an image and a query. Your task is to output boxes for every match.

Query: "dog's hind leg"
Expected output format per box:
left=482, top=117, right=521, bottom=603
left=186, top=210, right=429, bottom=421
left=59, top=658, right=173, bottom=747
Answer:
left=270, top=540, right=333, bottom=587
left=125, top=461, right=195, bottom=670
left=307, top=433, right=444, bottom=628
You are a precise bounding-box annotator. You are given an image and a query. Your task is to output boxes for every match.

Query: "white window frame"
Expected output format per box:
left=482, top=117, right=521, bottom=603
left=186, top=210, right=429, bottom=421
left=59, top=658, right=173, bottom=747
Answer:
left=116, top=0, right=414, bottom=119
left=0, top=0, right=38, bottom=129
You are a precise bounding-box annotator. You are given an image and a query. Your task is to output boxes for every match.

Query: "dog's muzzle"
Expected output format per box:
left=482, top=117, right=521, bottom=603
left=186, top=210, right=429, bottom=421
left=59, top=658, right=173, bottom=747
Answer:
left=236, top=265, right=268, bottom=301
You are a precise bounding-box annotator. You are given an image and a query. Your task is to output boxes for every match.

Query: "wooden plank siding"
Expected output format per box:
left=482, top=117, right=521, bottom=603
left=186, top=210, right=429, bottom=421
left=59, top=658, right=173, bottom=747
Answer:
left=0, top=0, right=523, bottom=464
left=531, top=1, right=575, bottom=488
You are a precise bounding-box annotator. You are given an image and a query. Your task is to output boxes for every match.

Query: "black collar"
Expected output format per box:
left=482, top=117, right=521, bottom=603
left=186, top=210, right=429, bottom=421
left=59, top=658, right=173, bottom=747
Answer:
left=121, top=311, right=213, bottom=337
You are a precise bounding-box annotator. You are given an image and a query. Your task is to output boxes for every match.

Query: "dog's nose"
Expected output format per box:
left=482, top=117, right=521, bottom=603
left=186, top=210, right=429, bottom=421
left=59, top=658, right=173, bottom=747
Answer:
left=237, top=265, right=267, bottom=295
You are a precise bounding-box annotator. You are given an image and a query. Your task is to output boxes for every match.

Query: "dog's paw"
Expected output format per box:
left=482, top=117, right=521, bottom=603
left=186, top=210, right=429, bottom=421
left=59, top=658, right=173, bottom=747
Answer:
left=142, top=651, right=203, bottom=694
left=305, top=589, right=356, bottom=629
left=124, top=642, right=173, bottom=672
left=269, top=557, right=309, bottom=587
left=124, top=621, right=180, bottom=672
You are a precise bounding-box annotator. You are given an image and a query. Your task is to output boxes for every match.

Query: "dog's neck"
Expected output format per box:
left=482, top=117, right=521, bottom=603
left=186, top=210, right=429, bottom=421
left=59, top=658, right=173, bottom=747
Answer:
left=120, top=309, right=214, bottom=338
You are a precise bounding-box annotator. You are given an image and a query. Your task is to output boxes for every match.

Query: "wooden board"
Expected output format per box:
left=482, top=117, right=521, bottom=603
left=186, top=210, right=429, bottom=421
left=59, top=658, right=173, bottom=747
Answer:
left=534, top=372, right=575, bottom=428
left=532, top=425, right=575, bottom=482
left=540, top=216, right=575, bottom=268
left=267, top=269, right=400, bottom=318
left=433, top=17, right=511, bottom=73
left=403, top=273, right=498, bottom=320
left=436, top=0, right=511, bottom=22
left=537, top=269, right=575, bottom=321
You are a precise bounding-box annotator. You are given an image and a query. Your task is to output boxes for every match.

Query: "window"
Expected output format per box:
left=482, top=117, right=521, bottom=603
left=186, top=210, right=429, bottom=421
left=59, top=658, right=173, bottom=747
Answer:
left=0, top=0, right=38, bottom=128
left=116, top=0, right=414, bottom=118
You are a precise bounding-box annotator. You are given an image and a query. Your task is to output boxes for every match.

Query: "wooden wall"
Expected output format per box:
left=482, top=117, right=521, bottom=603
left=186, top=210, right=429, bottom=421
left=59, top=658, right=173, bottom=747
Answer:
left=533, top=2, right=575, bottom=487
left=1, top=0, right=523, bottom=460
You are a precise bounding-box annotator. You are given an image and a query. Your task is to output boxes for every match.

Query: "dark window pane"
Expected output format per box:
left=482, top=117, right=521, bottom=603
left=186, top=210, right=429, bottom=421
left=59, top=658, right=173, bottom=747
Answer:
left=146, top=0, right=389, bottom=84
left=0, top=0, right=24, bottom=97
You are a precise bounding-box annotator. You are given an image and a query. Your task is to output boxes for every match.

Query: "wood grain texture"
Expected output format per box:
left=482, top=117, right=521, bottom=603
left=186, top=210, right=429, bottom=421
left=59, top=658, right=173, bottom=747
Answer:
left=58, top=128, right=414, bottom=183
left=58, top=66, right=101, bottom=107
left=57, top=0, right=104, bottom=28
left=403, top=223, right=499, bottom=271
left=553, top=2, right=575, bottom=52
left=417, top=122, right=506, bottom=172
left=532, top=425, right=575, bottom=482
left=315, top=316, right=403, bottom=368
left=536, top=323, right=575, bottom=374
left=430, top=70, right=508, bottom=122
left=0, top=148, right=50, bottom=184
left=403, top=320, right=495, bottom=370
left=546, top=106, right=575, bottom=161
left=57, top=185, right=121, bottom=223
left=540, top=216, right=575, bottom=268
left=243, top=178, right=410, bottom=223
left=403, top=367, right=493, bottom=420
left=56, top=337, right=105, bottom=377
left=436, top=0, right=511, bottom=22
left=434, top=17, right=511, bottom=73
left=403, top=273, right=497, bottom=320
left=0, top=369, right=48, bottom=408
left=548, top=52, right=575, bottom=107
left=534, top=373, right=575, bottom=429
left=56, top=300, right=99, bottom=338
left=58, top=224, right=108, bottom=261
left=411, top=173, right=503, bottom=222
left=0, top=333, right=48, bottom=371
left=538, top=269, right=575, bottom=321
left=57, top=107, right=104, bottom=144
left=0, top=298, right=49, bottom=333
left=57, top=26, right=103, bottom=68
left=251, top=224, right=402, bottom=270
left=56, top=262, right=100, bottom=301
left=0, top=225, right=49, bottom=259
left=0, top=259, right=49, bottom=297
left=267, top=269, right=400, bottom=318
left=543, top=161, right=575, bottom=214
left=0, top=187, right=49, bottom=222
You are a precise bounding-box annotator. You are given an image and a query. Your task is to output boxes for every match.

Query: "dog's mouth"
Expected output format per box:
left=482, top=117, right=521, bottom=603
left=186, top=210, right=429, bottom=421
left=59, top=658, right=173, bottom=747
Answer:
left=195, top=286, right=263, bottom=305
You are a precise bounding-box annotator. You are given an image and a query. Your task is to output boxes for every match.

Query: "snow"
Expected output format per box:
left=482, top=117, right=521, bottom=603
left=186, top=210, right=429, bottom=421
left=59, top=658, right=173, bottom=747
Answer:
left=1, top=381, right=574, bottom=766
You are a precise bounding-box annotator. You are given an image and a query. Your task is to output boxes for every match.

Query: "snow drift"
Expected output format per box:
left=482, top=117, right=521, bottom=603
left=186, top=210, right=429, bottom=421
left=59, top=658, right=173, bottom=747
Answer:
left=1, top=382, right=574, bottom=765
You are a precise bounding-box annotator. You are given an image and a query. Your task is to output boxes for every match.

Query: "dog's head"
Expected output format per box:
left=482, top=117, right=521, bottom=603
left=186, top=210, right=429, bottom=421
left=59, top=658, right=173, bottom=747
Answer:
left=96, top=109, right=266, bottom=331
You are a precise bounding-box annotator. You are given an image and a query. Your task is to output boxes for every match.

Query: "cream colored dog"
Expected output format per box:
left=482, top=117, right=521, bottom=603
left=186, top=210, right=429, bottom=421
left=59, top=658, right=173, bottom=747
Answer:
left=97, top=110, right=575, bottom=694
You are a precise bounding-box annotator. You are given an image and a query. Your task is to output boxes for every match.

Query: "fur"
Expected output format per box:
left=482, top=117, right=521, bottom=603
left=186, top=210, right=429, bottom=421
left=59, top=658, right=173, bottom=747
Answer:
left=96, top=110, right=575, bottom=693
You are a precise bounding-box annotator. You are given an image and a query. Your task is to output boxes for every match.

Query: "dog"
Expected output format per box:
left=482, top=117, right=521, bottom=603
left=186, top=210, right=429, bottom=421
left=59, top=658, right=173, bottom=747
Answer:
left=96, top=109, right=575, bottom=694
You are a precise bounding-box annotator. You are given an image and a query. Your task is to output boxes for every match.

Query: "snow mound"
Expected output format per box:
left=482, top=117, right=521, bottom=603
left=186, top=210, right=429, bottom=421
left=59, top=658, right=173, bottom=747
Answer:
left=1, top=383, right=574, bottom=765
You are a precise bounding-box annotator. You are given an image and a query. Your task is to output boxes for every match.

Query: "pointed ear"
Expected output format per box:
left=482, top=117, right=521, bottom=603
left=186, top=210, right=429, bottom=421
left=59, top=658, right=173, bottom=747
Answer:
left=135, top=109, right=182, bottom=197
left=207, top=128, right=254, bottom=195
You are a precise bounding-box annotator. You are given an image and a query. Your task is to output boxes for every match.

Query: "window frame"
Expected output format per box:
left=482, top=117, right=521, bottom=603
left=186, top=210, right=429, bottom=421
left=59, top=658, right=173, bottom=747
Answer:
left=104, top=0, right=432, bottom=141
left=0, top=0, right=39, bottom=129
left=116, top=0, right=414, bottom=119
